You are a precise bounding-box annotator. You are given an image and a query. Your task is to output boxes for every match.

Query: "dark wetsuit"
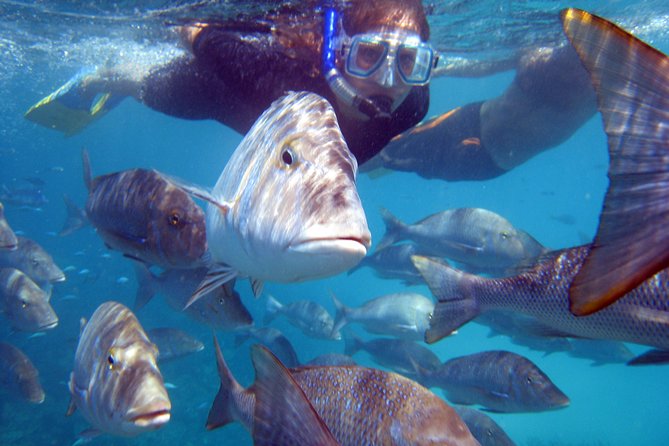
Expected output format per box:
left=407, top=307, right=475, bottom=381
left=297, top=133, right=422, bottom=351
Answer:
left=140, top=24, right=429, bottom=165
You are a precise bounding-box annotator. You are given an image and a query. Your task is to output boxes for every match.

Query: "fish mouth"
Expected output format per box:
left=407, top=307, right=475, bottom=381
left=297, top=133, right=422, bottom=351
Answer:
left=290, top=236, right=370, bottom=255
left=129, top=409, right=171, bottom=428
left=1, top=243, right=17, bottom=251
left=51, top=274, right=66, bottom=283
left=40, top=319, right=59, bottom=330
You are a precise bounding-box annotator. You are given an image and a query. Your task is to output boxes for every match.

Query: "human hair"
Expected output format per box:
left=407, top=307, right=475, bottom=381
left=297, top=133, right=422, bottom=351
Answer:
left=342, top=0, right=430, bottom=41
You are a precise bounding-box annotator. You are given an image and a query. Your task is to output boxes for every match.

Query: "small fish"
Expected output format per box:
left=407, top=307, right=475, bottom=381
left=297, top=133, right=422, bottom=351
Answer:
left=116, top=276, right=129, bottom=284
left=234, top=327, right=300, bottom=368
left=63, top=266, right=77, bottom=272
left=454, top=406, right=516, bottom=446
left=332, top=292, right=434, bottom=341
left=133, top=264, right=253, bottom=331
left=265, top=294, right=340, bottom=340
left=0, top=341, right=45, bottom=404
left=418, top=350, right=569, bottom=413
left=61, top=149, right=208, bottom=269
left=147, top=327, right=204, bottom=362
left=377, top=207, right=547, bottom=276
left=0, top=236, right=66, bottom=291
left=347, top=242, right=428, bottom=285
left=188, top=91, right=371, bottom=305
left=561, top=9, right=669, bottom=315
left=0, top=268, right=58, bottom=332
left=164, top=382, right=177, bottom=390
left=0, top=183, right=48, bottom=210
left=0, top=202, right=18, bottom=250
left=78, top=268, right=90, bottom=275
left=68, top=301, right=171, bottom=437
left=344, top=334, right=441, bottom=376
left=413, top=248, right=669, bottom=364
left=206, top=338, right=479, bottom=445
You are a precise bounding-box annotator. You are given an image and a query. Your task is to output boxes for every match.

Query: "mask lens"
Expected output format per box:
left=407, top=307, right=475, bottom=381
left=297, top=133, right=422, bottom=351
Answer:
left=397, top=43, right=433, bottom=85
left=347, top=38, right=388, bottom=77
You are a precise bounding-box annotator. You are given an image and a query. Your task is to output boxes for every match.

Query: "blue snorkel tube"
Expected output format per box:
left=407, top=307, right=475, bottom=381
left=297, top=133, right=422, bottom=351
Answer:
left=321, top=3, right=390, bottom=120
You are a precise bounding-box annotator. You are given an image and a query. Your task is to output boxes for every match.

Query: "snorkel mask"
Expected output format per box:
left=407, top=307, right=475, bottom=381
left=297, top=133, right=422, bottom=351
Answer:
left=321, top=2, right=436, bottom=120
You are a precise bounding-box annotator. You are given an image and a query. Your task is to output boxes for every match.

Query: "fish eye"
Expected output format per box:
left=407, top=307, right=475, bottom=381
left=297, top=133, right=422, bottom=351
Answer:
left=107, top=348, right=119, bottom=370
left=168, top=210, right=184, bottom=228
left=526, top=376, right=533, bottom=384
left=281, top=146, right=295, bottom=166
left=31, top=258, right=39, bottom=267
left=21, top=299, right=29, bottom=309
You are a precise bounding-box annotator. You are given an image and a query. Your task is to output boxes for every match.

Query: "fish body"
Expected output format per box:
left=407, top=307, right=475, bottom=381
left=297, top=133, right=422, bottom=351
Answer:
left=0, top=202, right=18, bottom=250
left=414, top=246, right=669, bottom=353
left=0, top=184, right=48, bottom=209
left=332, top=292, right=434, bottom=341
left=207, top=341, right=479, bottom=446
left=68, top=301, right=171, bottom=437
left=147, top=327, right=204, bottom=361
left=344, top=334, right=441, bottom=376
left=378, top=208, right=546, bottom=275
left=234, top=327, right=300, bottom=368
left=0, top=341, right=45, bottom=404
left=420, top=350, right=569, bottom=413
left=201, top=92, right=371, bottom=296
left=0, top=268, right=58, bottom=331
left=81, top=150, right=207, bottom=269
left=134, top=264, right=253, bottom=331
left=265, top=294, right=340, bottom=340
left=348, top=242, right=427, bottom=285
left=454, top=406, right=516, bottom=446
left=0, top=236, right=65, bottom=291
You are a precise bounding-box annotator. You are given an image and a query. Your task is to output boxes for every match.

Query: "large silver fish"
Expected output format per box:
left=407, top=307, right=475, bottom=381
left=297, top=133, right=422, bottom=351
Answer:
left=332, top=291, right=434, bottom=341
left=0, top=202, right=18, bottom=250
left=206, top=339, right=479, bottom=446
left=68, top=149, right=208, bottom=269
left=561, top=9, right=669, bottom=315
left=413, top=247, right=669, bottom=363
left=0, top=268, right=58, bottom=332
left=418, top=350, right=569, bottom=413
left=0, top=236, right=65, bottom=292
left=67, top=301, right=171, bottom=437
left=377, top=208, right=546, bottom=276
left=265, top=294, right=340, bottom=340
left=147, top=327, right=204, bottom=362
left=0, top=341, right=45, bottom=404
left=133, top=264, right=253, bottom=331
left=189, top=91, right=371, bottom=304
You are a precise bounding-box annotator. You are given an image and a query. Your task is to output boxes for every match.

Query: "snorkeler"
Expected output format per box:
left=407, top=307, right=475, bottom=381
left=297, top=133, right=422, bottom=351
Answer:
left=25, top=0, right=435, bottom=165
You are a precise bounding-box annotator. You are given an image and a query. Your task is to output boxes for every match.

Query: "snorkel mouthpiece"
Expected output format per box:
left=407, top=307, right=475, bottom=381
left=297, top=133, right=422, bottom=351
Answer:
left=322, top=2, right=391, bottom=121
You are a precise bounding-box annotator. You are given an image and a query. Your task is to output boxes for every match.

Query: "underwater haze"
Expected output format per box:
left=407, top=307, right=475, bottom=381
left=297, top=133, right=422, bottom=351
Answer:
left=1, top=1, right=669, bottom=445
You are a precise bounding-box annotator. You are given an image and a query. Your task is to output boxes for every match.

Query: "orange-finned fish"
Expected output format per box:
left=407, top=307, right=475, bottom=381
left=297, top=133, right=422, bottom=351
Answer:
left=561, top=8, right=669, bottom=316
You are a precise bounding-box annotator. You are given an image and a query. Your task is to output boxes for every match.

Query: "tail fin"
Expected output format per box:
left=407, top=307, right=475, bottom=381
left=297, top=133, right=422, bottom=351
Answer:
left=133, top=263, right=157, bottom=311
left=206, top=337, right=247, bottom=431
left=411, top=255, right=481, bottom=344
left=330, top=292, right=350, bottom=336
left=263, top=294, right=283, bottom=325
left=250, top=344, right=339, bottom=446
left=81, top=148, right=92, bottom=191
left=343, top=332, right=364, bottom=357
left=375, top=207, right=407, bottom=252
left=59, top=194, right=88, bottom=236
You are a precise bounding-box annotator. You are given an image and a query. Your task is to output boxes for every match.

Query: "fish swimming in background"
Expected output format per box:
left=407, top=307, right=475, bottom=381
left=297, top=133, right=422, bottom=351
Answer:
left=0, top=236, right=65, bottom=293
left=412, top=247, right=669, bottom=364
left=234, top=327, right=300, bottom=368
left=188, top=91, right=371, bottom=305
left=147, top=327, right=204, bottom=362
left=453, top=406, right=516, bottom=446
left=0, top=182, right=48, bottom=210
left=0, top=341, right=45, bottom=404
left=133, top=264, right=253, bottom=331
left=67, top=301, right=171, bottom=437
left=332, top=291, right=434, bottom=341
left=376, top=207, right=547, bottom=276
left=264, top=294, right=340, bottom=340
left=417, top=350, right=569, bottom=413
left=567, top=339, right=635, bottom=366
left=0, top=268, right=58, bottom=332
left=62, top=148, right=208, bottom=269
left=348, top=242, right=429, bottom=285
left=561, top=9, right=669, bottom=316
left=0, top=202, right=18, bottom=250
left=206, top=338, right=479, bottom=446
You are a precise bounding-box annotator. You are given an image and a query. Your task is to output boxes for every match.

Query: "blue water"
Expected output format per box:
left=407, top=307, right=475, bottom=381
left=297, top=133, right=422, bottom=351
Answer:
left=1, top=1, right=668, bottom=445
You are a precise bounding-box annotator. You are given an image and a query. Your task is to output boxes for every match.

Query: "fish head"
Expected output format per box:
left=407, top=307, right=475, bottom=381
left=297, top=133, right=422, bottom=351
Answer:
left=17, top=237, right=66, bottom=285
left=209, top=92, right=371, bottom=282
left=149, top=185, right=207, bottom=267
left=518, top=365, right=570, bottom=411
left=3, top=269, right=58, bottom=331
left=98, top=341, right=171, bottom=435
left=0, top=202, right=18, bottom=250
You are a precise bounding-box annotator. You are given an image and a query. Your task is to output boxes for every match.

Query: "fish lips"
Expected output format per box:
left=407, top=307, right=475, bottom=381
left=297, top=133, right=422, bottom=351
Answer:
left=126, top=402, right=171, bottom=429
left=289, top=225, right=371, bottom=255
